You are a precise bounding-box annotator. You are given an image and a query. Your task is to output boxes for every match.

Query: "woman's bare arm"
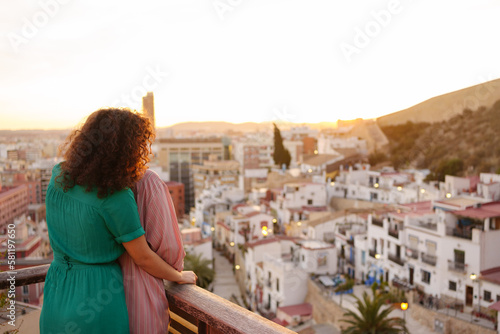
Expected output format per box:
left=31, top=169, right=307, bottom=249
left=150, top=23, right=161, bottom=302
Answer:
left=123, top=235, right=197, bottom=284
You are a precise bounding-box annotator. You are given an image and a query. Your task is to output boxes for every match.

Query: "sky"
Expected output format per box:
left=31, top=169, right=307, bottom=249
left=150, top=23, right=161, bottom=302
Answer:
left=0, top=0, right=499, bottom=130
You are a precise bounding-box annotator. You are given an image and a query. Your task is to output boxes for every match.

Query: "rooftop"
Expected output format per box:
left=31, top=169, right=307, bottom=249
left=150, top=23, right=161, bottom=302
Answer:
left=452, top=201, right=500, bottom=219
left=434, top=197, right=484, bottom=209
left=302, top=154, right=339, bottom=166
left=480, top=266, right=500, bottom=285
left=277, top=303, right=313, bottom=317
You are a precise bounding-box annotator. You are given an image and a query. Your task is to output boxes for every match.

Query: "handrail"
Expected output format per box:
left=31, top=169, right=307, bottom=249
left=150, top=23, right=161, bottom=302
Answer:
left=0, top=265, right=296, bottom=334
left=165, top=281, right=296, bottom=334
left=0, top=264, right=49, bottom=289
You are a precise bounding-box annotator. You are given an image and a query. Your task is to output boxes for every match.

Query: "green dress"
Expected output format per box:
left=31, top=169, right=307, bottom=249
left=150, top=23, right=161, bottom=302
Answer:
left=40, top=164, right=145, bottom=333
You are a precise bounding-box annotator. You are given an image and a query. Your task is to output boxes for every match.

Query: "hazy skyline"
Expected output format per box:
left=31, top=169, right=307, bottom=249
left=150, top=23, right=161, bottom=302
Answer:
left=1, top=0, right=499, bottom=130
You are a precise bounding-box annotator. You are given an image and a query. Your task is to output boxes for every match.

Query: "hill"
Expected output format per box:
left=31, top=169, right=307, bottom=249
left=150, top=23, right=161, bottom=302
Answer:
left=377, top=78, right=500, bottom=127
left=378, top=100, right=500, bottom=178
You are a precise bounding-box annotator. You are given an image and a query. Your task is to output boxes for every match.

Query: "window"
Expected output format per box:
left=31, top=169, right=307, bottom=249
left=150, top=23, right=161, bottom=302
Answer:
left=361, top=250, right=366, bottom=266
left=449, top=281, right=457, bottom=291
left=307, top=199, right=313, bottom=205
left=484, top=290, right=492, bottom=302
left=421, top=270, right=431, bottom=284
left=276, top=278, right=280, bottom=292
left=302, top=255, right=305, bottom=262
left=496, top=295, right=500, bottom=302
left=22, top=285, right=29, bottom=295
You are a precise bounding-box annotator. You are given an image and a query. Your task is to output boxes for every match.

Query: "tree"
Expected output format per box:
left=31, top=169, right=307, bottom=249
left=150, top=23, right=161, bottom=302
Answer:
left=341, top=287, right=407, bottom=334
left=184, top=252, right=215, bottom=290
left=272, top=123, right=291, bottom=169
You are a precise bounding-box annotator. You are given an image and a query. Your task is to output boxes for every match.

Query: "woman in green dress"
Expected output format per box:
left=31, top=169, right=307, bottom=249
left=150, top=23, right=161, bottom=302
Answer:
left=40, top=108, right=196, bottom=334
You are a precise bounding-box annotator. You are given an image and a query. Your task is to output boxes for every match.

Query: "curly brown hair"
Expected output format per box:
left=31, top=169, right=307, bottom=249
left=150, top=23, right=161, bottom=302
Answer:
left=57, top=108, right=155, bottom=198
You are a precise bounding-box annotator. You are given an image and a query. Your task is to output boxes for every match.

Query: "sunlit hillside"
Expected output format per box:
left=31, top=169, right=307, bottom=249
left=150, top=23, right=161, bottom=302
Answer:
left=377, top=78, right=500, bottom=126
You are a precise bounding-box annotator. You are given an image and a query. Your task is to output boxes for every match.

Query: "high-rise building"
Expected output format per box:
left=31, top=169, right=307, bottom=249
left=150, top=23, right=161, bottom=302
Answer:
left=142, top=92, right=155, bottom=129
left=165, top=181, right=185, bottom=219
left=158, top=138, right=224, bottom=213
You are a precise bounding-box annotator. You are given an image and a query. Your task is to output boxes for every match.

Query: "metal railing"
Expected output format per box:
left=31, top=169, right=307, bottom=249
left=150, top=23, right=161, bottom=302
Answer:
left=0, top=265, right=296, bottom=334
left=406, top=248, right=418, bottom=259
left=421, top=253, right=437, bottom=266
left=388, top=228, right=399, bottom=239
left=447, top=260, right=467, bottom=274
left=388, top=253, right=405, bottom=266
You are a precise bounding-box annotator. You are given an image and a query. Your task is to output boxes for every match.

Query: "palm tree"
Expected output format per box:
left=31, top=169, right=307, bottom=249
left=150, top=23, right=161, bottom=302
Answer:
left=183, top=252, right=215, bottom=290
left=341, top=288, right=408, bottom=334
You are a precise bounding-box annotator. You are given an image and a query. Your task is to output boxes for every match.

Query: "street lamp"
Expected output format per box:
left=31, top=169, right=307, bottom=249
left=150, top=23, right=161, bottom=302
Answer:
left=470, top=273, right=481, bottom=319
left=400, top=300, right=408, bottom=332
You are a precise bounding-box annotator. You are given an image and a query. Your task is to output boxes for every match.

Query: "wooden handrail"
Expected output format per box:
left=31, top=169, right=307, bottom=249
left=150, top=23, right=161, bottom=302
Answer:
left=0, top=265, right=296, bottom=334
left=0, top=264, right=49, bottom=289
left=165, top=281, right=296, bottom=334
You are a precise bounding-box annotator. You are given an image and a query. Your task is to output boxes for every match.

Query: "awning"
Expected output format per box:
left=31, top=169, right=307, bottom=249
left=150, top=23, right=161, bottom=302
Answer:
left=488, top=300, right=500, bottom=311
left=318, top=276, right=334, bottom=287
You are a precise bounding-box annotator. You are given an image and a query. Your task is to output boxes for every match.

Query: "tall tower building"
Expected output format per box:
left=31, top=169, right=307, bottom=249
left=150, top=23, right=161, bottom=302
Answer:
left=142, top=92, right=155, bottom=128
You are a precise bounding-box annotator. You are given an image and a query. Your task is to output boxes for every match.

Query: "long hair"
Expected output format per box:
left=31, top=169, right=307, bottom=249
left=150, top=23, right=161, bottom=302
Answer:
left=57, top=108, right=155, bottom=198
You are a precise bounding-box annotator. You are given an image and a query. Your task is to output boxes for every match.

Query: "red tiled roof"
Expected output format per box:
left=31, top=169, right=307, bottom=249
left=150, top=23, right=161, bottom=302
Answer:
left=480, top=267, right=500, bottom=285
left=453, top=201, right=500, bottom=220
left=277, top=303, right=313, bottom=316
left=271, top=318, right=289, bottom=326
left=245, top=211, right=261, bottom=218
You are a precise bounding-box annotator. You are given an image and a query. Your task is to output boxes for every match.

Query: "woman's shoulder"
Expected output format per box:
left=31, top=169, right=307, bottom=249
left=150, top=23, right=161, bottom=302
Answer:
left=139, top=169, right=164, bottom=187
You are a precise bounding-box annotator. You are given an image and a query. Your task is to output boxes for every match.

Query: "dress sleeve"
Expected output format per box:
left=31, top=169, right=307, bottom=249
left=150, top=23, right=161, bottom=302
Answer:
left=101, top=189, right=145, bottom=244
left=138, top=171, right=185, bottom=271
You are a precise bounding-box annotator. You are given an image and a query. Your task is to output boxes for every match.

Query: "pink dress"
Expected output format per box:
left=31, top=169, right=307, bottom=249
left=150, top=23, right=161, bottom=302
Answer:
left=119, top=169, right=185, bottom=334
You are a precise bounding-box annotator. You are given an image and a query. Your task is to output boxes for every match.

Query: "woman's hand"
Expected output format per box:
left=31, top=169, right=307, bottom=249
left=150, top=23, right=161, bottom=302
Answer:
left=178, top=271, right=198, bottom=284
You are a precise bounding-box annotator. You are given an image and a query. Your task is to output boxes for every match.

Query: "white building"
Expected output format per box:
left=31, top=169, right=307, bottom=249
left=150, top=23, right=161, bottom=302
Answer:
left=300, top=154, right=342, bottom=176
left=271, top=182, right=327, bottom=226
left=244, top=236, right=300, bottom=312
left=329, top=166, right=438, bottom=205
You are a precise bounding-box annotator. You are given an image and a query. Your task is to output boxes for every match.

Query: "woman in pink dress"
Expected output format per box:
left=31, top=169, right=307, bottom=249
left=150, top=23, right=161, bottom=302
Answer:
left=119, top=169, right=190, bottom=333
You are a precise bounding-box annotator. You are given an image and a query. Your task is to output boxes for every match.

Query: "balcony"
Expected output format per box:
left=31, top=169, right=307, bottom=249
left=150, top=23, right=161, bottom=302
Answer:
left=421, top=252, right=437, bottom=266
left=388, top=253, right=405, bottom=266
left=448, top=260, right=467, bottom=274
left=372, top=218, right=383, bottom=227
left=406, top=248, right=418, bottom=260
left=388, top=228, right=399, bottom=239
left=0, top=265, right=295, bottom=334
left=410, top=220, right=437, bottom=231
left=451, top=227, right=473, bottom=240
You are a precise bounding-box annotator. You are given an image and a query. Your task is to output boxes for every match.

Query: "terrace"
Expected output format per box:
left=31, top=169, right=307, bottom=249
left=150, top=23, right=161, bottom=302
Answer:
left=0, top=265, right=295, bottom=334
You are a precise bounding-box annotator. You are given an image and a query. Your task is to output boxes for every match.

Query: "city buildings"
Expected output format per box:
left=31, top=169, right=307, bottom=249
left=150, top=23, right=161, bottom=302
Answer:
left=158, top=137, right=224, bottom=214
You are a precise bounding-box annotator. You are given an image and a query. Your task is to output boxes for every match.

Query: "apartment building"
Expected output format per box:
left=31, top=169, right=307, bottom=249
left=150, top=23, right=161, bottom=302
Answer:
left=158, top=138, right=224, bottom=213
left=192, top=159, right=240, bottom=199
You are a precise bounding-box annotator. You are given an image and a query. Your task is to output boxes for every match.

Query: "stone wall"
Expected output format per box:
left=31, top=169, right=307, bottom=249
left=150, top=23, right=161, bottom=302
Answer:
left=411, top=303, right=497, bottom=334
left=304, top=279, right=346, bottom=331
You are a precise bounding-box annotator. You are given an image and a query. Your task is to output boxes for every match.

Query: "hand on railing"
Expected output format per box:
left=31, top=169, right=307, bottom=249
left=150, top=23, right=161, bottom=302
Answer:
left=177, top=271, right=198, bottom=284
